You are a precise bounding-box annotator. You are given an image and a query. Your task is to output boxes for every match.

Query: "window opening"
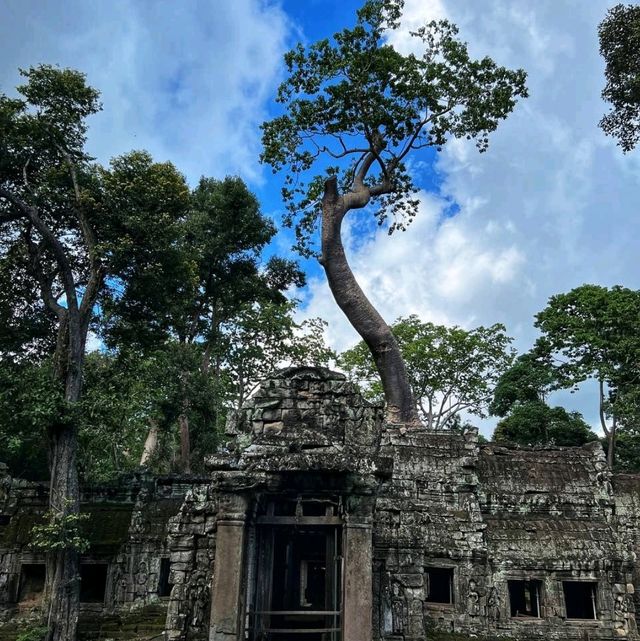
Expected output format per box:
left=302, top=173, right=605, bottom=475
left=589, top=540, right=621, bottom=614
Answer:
left=158, top=558, right=172, bottom=597
left=18, top=564, right=45, bottom=604
left=563, top=581, right=598, bottom=619
left=508, top=580, right=541, bottom=617
left=79, top=563, right=107, bottom=603
left=425, top=567, right=454, bottom=604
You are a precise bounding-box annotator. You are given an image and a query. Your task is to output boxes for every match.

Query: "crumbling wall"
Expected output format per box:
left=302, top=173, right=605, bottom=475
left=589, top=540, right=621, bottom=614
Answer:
left=374, top=431, right=639, bottom=640
left=165, top=483, right=217, bottom=641
left=3, top=366, right=640, bottom=641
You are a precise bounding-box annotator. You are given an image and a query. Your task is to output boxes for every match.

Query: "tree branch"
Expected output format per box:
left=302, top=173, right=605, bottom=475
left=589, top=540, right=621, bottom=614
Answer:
left=0, top=186, right=79, bottom=321
left=599, top=379, right=611, bottom=437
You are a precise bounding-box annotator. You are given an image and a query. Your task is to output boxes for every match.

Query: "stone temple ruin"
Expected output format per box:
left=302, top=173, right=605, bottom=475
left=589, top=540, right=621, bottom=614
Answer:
left=1, top=366, right=640, bottom=640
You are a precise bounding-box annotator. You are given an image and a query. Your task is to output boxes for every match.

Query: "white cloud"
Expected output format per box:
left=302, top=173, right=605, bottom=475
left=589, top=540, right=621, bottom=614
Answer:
left=0, top=0, right=289, bottom=184
left=301, top=0, right=640, bottom=434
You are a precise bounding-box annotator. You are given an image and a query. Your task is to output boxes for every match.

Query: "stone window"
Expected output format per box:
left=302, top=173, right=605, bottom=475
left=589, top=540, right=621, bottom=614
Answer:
left=18, top=564, right=45, bottom=604
left=79, top=563, right=108, bottom=603
left=158, top=558, right=172, bottom=597
left=425, top=567, right=454, bottom=604
left=508, top=579, right=542, bottom=617
left=563, top=581, right=598, bottom=620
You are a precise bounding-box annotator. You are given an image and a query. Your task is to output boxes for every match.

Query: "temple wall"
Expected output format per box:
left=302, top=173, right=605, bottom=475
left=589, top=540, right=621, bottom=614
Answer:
left=2, top=367, right=640, bottom=641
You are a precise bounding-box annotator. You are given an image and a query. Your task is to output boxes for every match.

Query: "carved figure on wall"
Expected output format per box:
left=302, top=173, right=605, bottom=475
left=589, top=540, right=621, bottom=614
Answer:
left=487, top=586, right=501, bottom=622
left=0, top=571, right=9, bottom=603
left=467, top=579, right=481, bottom=617
left=614, top=593, right=636, bottom=632
left=391, top=581, right=405, bottom=634
left=135, top=560, right=148, bottom=600
left=191, top=574, right=209, bottom=628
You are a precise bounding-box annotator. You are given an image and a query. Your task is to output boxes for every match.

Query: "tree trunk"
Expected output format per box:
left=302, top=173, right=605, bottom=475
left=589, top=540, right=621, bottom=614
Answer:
left=46, top=328, right=84, bottom=641
left=139, top=420, right=160, bottom=466
left=178, top=413, right=191, bottom=473
left=608, top=417, right=617, bottom=469
left=321, top=177, right=419, bottom=425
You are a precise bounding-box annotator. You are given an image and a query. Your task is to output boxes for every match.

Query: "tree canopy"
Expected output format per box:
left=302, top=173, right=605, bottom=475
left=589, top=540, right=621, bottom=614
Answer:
left=599, top=3, right=640, bottom=151
left=534, top=284, right=640, bottom=466
left=261, top=0, right=527, bottom=423
left=339, top=315, right=515, bottom=429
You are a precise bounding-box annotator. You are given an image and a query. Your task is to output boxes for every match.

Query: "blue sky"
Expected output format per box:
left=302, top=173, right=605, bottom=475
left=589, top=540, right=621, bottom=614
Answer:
left=2, top=0, right=639, bottom=434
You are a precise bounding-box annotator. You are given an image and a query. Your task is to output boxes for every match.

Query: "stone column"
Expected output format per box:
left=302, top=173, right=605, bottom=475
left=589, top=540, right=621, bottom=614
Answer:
left=343, top=521, right=373, bottom=641
left=209, top=493, right=248, bottom=641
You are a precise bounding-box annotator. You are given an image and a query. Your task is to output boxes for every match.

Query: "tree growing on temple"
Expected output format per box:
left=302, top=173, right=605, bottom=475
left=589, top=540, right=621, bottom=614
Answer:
left=340, top=315, right=515, bottom=429
left=261, top=0, right=528, bottom=423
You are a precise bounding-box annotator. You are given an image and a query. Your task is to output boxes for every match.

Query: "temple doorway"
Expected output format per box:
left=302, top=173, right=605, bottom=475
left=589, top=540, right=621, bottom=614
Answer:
left=247, top=497, right=343, bottom=641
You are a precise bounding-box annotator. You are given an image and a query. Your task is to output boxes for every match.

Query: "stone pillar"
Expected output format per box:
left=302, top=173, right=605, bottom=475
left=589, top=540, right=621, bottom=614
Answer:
left=343, top=521, right=373, bottom=641
left=209, top=494, right=248, bottom=641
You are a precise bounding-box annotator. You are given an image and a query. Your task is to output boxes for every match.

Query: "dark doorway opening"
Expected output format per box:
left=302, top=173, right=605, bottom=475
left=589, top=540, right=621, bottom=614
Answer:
left=18, top=564, right=45, bottom=604
left=79, top=563, right=107, bottom=603
left=563, top=581, right=597, bottom=619
left=425, top=568, right=454, bottom=604
left=248, top=497, right=342, bottom=641
left=508, top=580, right=541, bottom=617
left=158, top=558, right=172, bottom=597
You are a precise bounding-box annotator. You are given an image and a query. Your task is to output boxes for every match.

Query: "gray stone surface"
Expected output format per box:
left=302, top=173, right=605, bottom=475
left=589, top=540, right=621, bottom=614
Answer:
left=1, top=366, right=640, bottom=641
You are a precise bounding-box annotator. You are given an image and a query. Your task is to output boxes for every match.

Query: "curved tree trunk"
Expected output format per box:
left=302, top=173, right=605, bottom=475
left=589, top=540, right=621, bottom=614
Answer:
left=321, top=177, right=419, bottom=425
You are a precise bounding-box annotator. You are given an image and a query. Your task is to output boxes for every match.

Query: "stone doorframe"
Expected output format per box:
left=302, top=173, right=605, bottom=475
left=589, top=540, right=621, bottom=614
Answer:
left=208, top=472, right=376, bottom=641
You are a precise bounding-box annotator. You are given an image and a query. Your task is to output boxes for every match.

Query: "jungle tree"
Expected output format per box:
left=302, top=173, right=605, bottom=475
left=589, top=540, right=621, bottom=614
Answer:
left=535, top=284, right=640, bottom=467
left=340, top=315, right=515, bottom=429
left=0, top=66, right=103, bottom=641
left=261, top=0, right=528, bottom=423
left=101, top=170, right=306, bottom=471
left=599, top=3, right=640, bottom=151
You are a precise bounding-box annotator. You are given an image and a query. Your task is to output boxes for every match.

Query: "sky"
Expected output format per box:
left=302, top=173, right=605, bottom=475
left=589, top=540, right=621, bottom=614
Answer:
left=2, top=0, right=639, bottom=435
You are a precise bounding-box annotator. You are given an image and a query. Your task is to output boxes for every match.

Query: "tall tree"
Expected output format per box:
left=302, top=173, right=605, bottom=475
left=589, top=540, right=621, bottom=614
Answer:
left=261, top=0, right=527, bottom=423
left=535, top=284, right=640, bottom=467
left=340, top=315, right=515, bottom=429
left=0, top=66, right=103, bottom=641
left=599, top=3, right=640, bottom=151
left=101, top=171, right=305, bottom=471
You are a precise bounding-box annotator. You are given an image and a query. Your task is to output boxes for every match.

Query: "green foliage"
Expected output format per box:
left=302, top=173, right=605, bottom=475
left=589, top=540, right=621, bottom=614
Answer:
left=339, top=315, right=515, bottom=428
left=535, top=284, right=640, bottom=431
left=30, top=508, right=89, bottom=553
left=0, top=358, right=61, bottom=479
left=489, top=353, right=556, bottom=417
left=614, top=431, right=640, bottom=471
left=261, top=0, right=528, bottom=255
left=599, top=3, right=640, bottom=151
left=493, top=400, right=598, bottom=447
left=220, top=301, right=336, bottom=409
left=16, top=626, right=48, bottom=641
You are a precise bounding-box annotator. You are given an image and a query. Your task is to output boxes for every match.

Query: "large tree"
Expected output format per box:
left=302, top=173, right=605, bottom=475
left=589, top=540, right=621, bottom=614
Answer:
left=261, top=0, right=528, bottom=423
left=0, top=66, right=105, bottom=641
left=0, top=67, right=201, bottom=640
left=101, top=170, right=305, bottom=471
left=535, top=284, right=640, bottom=467
left=340, top=315, right=515, bottom=429
left=599, top=3, right=640, bottom=151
